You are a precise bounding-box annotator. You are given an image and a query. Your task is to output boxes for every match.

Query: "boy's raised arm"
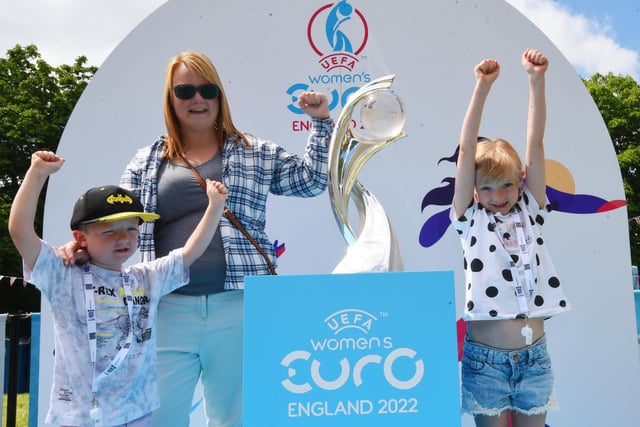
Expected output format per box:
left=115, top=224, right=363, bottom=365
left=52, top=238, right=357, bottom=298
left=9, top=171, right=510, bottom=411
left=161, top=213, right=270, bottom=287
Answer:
left=181, top=179, right=228, bottom=267
left=9, top=151, right=65, bottom=271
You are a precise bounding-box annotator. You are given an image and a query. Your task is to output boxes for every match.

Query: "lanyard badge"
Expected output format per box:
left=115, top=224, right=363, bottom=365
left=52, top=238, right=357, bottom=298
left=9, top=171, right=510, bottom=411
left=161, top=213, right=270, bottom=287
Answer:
left=82, top=265, right=135, bottom=425
left=90, top=394, right=103, bottom=425
left=488, top=209, right=535, bottom=345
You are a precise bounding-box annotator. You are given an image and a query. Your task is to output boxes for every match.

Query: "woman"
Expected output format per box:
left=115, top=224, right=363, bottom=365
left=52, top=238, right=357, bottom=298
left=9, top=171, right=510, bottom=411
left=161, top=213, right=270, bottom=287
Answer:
left=118, top=51, right=332, bottom=426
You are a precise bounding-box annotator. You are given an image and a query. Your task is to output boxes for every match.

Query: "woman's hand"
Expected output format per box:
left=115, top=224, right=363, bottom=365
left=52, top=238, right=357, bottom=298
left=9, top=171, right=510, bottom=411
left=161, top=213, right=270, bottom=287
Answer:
left=55, top=240, right=90, bottom=266
left=298, top=91, right=331, bottom=120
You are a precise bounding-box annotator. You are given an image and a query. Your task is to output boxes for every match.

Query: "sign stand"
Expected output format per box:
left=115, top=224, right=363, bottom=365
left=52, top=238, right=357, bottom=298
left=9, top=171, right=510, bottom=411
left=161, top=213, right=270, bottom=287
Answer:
left=244, top=271, right=461, bottom=426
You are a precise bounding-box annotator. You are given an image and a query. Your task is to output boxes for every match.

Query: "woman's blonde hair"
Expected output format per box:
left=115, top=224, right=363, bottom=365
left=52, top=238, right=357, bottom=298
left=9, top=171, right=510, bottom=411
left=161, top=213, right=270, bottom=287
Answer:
left=475, top=138, right=522, bottom=183
left=162, top=51, right=249, bottom=159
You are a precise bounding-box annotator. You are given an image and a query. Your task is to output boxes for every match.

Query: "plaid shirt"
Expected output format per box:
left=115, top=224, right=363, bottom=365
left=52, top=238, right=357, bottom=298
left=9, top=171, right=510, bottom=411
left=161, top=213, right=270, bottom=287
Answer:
left=120, top=118, right=333, bottom=290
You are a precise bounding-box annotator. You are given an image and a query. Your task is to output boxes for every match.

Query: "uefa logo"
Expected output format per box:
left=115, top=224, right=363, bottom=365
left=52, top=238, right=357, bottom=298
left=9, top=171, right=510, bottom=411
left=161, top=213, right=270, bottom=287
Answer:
left=280, top=307, right=424, bottom=394
left=307, top=1, right=369, bottom=72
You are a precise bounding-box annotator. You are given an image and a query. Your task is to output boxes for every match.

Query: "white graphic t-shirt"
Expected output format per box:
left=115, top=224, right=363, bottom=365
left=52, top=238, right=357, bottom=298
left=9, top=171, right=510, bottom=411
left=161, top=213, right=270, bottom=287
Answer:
left=24, top=241, right=188, bottom=427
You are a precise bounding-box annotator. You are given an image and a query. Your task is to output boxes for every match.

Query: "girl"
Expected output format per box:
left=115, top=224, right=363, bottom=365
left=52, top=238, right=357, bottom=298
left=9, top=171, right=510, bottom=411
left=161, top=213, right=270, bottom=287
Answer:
left=451, top=49, right=571, bottom=427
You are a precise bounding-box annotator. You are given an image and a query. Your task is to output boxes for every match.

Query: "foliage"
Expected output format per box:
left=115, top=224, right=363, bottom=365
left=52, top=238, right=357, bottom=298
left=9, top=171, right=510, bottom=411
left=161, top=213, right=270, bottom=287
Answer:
left=583, top=73, right=640, bottom=266
left=0, top=45, right=97, bottom=307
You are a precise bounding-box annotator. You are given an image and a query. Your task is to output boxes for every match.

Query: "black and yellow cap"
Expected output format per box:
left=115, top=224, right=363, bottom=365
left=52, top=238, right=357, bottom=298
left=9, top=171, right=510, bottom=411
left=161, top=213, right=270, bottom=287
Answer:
left=70, top=185, right=160, bottom=230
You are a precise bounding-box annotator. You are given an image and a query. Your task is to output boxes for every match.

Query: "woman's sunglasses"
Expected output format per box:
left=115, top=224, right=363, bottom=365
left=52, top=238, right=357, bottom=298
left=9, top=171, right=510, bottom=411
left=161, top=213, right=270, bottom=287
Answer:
left=173, top=84, right=220, bottom=100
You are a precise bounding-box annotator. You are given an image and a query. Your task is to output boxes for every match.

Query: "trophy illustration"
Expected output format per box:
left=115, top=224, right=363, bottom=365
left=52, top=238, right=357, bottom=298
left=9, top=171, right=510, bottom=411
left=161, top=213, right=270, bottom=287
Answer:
left=328, top=75, right=407, bottom=273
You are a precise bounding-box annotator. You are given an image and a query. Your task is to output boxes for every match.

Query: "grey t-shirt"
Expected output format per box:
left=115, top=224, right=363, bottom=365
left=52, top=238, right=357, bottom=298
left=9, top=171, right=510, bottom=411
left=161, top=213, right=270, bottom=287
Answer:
left=155, top=154, right=226, bottom=295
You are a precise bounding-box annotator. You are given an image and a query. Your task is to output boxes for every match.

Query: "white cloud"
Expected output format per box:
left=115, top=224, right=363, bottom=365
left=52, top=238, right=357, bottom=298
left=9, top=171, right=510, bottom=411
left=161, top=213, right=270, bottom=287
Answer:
left=505, top=0, right=639, bottom=80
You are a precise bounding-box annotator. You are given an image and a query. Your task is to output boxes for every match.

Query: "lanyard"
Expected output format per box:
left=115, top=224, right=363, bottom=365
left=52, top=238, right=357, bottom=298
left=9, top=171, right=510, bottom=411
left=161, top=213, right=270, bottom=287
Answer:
left=82, top=264, right=135, bottom=424
left=487, top=208, right=535, bottom=316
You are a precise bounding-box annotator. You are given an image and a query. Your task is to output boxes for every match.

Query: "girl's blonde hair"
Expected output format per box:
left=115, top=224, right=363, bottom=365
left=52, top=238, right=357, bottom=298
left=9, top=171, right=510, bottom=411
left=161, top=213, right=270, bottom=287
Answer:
left=162, top=51, right=249, bottom=160
left=475, top=138, right=522, bottom=183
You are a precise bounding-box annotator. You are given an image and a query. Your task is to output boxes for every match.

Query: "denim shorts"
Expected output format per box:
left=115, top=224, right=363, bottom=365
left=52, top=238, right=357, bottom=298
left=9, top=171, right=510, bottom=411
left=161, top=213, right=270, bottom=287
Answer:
left=461, top=335, right=557, bottom=417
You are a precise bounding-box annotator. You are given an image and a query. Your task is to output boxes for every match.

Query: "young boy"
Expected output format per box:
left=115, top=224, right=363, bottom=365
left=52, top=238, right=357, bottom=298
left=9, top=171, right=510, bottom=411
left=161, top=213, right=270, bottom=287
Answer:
left=8, top=150, right=227, bottom=427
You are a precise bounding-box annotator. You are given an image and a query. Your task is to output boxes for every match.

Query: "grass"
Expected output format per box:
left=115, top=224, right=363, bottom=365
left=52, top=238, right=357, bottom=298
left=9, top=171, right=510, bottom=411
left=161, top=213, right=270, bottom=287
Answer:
left=2, top=393, right=29, bottom=427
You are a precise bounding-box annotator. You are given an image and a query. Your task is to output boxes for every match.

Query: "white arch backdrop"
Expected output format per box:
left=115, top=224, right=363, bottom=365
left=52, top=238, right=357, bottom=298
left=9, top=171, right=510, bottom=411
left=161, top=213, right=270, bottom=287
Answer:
left=39, top=0, right=639, bottom=425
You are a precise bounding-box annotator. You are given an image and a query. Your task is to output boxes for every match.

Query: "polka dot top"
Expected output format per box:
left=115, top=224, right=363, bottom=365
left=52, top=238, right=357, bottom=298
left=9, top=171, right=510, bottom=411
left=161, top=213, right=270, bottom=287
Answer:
left=450, top=187, right=571, bottom=321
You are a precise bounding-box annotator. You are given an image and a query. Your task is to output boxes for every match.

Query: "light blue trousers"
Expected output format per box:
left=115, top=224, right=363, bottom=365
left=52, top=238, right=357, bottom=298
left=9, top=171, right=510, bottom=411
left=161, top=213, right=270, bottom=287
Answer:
left=151, top=291, right=243, bottom=427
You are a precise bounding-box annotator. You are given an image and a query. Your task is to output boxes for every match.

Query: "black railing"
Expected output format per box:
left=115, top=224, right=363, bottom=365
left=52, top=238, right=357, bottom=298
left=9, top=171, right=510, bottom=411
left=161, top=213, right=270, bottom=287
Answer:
left=3, top=313, right=34, bottom=427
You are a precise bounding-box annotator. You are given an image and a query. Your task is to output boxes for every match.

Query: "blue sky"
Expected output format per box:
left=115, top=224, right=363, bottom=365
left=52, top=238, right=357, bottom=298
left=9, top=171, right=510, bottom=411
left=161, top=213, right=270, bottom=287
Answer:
left=0, top=0, right=638, bottom=80
left=549, top=0, right=638, bottom=50
left=505, top=0, right=640, bottom=79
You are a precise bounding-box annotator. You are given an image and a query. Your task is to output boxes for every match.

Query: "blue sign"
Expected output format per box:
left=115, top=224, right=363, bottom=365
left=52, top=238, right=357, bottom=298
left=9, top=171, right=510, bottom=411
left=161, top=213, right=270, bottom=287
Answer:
left=244, top=271, right=461, bottom=426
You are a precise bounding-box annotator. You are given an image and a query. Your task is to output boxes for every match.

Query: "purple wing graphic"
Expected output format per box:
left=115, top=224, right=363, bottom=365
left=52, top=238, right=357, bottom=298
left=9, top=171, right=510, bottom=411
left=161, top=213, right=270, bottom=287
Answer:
left=546, top=187, right=626, bottom=214
left=419, top=147, right=626, bottom=248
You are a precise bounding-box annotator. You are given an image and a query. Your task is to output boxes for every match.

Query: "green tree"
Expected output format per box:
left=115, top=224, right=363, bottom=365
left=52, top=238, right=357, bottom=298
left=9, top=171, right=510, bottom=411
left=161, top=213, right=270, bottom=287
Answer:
left=0, top=44, right=96, bottom=307
left=583, top=72, right=640, bottom=267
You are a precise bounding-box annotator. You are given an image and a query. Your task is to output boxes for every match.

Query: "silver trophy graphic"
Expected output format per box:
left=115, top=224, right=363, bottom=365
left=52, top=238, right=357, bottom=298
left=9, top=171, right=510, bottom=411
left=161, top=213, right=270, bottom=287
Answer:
left=328, top=74, right=407, bottom=273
